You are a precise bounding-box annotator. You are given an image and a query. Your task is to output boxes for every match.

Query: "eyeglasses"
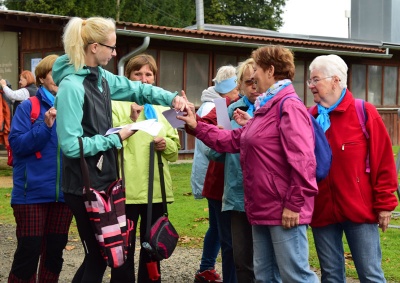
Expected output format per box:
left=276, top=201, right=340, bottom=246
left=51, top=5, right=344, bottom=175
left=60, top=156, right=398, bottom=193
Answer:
left=98, top=42, right=117, bottom=53
left=88, top=42, right=117, bottom=53
left=244, top=79, right=257, bottom=86
left=307, top=76, right=332, bottom=87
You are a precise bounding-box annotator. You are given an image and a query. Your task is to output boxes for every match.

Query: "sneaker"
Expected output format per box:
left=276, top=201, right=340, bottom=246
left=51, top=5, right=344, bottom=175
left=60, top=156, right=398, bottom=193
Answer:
left=194, top=267, right=223, bottom=283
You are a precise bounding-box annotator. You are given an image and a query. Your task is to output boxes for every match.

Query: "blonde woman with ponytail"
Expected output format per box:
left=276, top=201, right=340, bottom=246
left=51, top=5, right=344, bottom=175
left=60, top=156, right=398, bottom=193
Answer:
left=52, top=17, right=187, bottom=283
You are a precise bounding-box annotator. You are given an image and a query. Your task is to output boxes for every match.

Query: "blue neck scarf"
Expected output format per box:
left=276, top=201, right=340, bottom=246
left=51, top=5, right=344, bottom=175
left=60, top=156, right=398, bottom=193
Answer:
left=255, top=79, right=292, bottom=111
left=316, top=88, right=346, bottom=132
left=41, top=86, right=55, bottom=106
left=242, top=96, right=255, bottom=117
left=144, top=104, right=157, bottom=121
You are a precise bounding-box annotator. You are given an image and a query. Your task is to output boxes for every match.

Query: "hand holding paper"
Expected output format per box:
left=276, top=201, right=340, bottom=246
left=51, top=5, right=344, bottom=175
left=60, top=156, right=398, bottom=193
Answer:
left=214, top=98, right=232, bottom=130
left=162, top=109, right=186, bottom=128
left=130, top=119, right=163, bottom=136
left=118, top=124, right=137, bottom=140
left=105, top=119, right=163, bottom=137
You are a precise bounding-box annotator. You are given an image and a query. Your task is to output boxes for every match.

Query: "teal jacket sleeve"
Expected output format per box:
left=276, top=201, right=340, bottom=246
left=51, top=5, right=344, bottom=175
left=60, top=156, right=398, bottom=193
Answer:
left=207, top=149, right=225, bottom=163
left=103, top=70, right=178, bottom=106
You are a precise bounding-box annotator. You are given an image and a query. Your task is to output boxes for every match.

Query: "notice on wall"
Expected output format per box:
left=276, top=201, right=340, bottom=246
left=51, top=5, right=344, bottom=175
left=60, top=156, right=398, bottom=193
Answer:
left=31, top=58, right=42, bottom=75
left=0, top=61, right=13, bottom=79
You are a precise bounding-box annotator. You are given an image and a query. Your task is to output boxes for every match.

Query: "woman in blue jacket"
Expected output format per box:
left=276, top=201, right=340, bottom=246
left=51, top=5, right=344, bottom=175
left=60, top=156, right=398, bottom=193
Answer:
left=8, top=54, right=73, bottom=282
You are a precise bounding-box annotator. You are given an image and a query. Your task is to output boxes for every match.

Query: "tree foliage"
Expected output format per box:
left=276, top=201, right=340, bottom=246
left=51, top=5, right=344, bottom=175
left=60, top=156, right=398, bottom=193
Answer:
left=118, top=0, right=195, bottom=27
left=204, top=0, right=286, bottom=30
left=4, top=0, right=285, bottom=30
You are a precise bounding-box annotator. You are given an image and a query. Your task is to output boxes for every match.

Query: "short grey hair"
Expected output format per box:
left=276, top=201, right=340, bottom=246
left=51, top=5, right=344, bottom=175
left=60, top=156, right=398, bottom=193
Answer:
left=213, top=65, right=236, bottom=83
left=309, top=54, right=348, bottom=89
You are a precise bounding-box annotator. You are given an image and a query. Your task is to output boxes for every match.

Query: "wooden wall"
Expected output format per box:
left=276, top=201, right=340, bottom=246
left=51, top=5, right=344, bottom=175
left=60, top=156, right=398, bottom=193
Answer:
left=380, top=110, right=400, bottom=145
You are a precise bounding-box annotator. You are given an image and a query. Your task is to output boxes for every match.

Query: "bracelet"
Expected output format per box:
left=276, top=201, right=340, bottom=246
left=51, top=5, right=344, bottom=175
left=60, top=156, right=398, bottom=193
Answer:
left=116, top=132, right=123, bottom=143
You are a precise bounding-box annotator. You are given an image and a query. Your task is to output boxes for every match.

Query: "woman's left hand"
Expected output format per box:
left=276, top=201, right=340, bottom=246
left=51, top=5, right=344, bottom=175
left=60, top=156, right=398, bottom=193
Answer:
left=44, top=107, right=57, bottom=128
left=233, top=108, right=251, bottom=126
left=378, top=211, right=392, bottom=232
left=282, top=207, right=299, bottom=229
left=154, top=137, right=166, bottom=151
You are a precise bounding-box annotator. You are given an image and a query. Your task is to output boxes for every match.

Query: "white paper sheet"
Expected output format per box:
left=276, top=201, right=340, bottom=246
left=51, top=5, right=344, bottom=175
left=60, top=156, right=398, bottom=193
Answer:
left=162, top=108, right=186, bottom=128
left=105, top=119, right=163, bottom=137
left=214, top=98, right=232, bottom=130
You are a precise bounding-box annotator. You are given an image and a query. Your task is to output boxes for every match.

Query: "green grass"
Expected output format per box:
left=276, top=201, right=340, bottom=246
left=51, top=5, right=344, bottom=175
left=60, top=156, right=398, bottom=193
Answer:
left=168, top=163, right=400, bottom=282
left=167, top=163, right=211, bottom=248
left=0, top=187, right=13, bottom=223
left=1, top=161, right=400, bottom=281
left=0, top=166, right=12, bottom=176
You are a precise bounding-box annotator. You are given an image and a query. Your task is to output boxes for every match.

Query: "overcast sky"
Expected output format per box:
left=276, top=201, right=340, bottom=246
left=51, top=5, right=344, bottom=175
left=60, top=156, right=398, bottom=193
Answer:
left=279, top=0, right=351, bottom=38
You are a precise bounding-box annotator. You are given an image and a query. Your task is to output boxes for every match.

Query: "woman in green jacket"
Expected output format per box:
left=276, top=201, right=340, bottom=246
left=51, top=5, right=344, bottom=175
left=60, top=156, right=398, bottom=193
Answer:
left=112, top=54, right=180, bottom=282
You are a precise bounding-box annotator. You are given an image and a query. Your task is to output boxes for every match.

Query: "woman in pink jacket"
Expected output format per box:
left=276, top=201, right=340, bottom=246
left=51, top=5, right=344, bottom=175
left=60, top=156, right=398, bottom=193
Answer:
left=179, top=45, right=319, bottom=283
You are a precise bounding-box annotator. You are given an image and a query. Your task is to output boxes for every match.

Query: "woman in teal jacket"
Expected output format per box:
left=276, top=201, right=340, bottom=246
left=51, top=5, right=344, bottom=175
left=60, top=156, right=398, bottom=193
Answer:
left=53, top=17, right=187, bottom=283
left=208, top=58, right=259, bottom=282
left=112, top=54, right=180, bottom=282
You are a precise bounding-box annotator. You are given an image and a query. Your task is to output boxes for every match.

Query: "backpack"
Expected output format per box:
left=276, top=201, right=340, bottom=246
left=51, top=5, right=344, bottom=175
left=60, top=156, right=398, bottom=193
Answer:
left=279, top=96, right=332, bottom=182
left=308, top=98, right=370, bottom=173
left=7, top=96, right=41, bottom=166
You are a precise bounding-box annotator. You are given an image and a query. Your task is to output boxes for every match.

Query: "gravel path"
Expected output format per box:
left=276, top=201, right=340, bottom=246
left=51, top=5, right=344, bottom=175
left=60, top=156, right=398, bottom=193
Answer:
left=0, top=223, right=365, bottom=283
left=0, top=223, right=222, bottom=283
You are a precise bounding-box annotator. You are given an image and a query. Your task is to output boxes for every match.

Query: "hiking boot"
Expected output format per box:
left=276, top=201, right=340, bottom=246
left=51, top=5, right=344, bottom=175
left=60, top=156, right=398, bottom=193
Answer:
left=194, top=267, right=223, bottom=283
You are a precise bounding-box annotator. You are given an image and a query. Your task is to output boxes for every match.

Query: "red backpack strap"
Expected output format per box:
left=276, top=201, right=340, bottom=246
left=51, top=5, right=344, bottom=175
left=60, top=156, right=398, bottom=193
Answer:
left=355, top=98, right=370, bottom=173
left=28, top=96, right=40, bottom=123
left=28, top=96, right=42, bottom=159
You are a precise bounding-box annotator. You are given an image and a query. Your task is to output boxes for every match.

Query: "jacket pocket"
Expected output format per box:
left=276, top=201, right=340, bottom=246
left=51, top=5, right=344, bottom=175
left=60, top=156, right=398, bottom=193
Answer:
left=262, top=171, right=286, bottom=202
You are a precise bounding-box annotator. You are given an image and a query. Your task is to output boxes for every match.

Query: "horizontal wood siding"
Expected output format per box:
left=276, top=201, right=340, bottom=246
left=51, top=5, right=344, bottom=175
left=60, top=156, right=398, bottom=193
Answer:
left=20, top=28, right=63, bottom=51
left=380, top=111, right=400, bottom=145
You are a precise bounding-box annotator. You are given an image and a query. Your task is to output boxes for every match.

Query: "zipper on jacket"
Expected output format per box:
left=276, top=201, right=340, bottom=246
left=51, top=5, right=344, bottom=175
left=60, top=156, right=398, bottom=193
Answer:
left=341, top=142, right=359, bottom=151
left=24, top=169, right=27, bottom=198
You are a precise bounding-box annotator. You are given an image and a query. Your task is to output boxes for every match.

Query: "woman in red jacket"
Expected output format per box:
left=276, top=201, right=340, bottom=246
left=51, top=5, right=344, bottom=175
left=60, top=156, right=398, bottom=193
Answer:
left=308, top=54, right=398, bottom=283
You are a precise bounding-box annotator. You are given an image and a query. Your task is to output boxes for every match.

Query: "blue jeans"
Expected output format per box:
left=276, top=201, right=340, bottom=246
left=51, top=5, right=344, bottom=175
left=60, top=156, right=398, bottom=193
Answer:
left=312, top=222, right=385, bottom=283
left=199, top=199, right=221, bottom=271
left=252, top=225, right=319, bottom=283
left=201, top=198, right=237, bottom=283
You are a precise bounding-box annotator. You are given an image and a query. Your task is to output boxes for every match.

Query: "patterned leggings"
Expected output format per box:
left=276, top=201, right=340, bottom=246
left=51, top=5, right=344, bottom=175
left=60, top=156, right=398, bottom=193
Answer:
left=8, top=202, right=73, bottom=283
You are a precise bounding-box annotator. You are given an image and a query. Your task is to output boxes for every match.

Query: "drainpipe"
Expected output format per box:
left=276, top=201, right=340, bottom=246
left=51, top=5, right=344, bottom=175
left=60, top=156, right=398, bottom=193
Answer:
left=196, top=0, right=204, bottom=31
left=345, top=10, right=351, bottom=38
left=117, top=36, right=150, bottom=76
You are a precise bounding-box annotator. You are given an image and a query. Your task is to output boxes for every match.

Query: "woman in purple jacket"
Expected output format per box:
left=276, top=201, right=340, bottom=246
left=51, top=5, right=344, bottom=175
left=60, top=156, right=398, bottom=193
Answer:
left=179, top=45, right=319, bottom=283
